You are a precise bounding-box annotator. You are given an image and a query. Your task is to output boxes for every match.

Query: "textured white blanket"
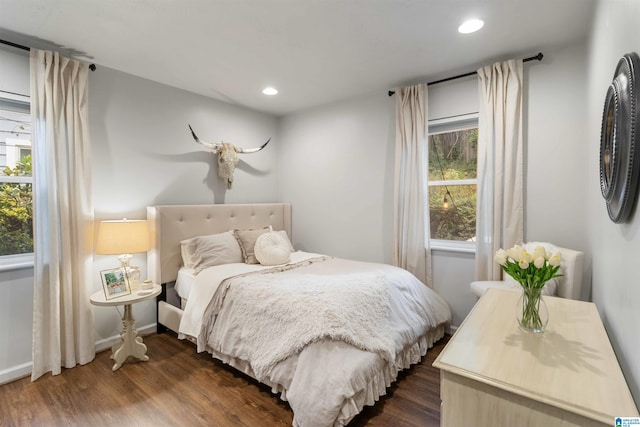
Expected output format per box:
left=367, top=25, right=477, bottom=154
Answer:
left=204, top=271, right=394, bottom=381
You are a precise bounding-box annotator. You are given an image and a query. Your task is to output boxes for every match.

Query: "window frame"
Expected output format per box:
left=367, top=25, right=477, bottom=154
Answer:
left=0, top=94, right=34, bottom=270
left=427, top=113, right=478, bottom=253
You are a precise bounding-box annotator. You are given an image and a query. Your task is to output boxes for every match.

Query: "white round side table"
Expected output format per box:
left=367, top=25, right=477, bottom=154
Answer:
left=90, top=284, right=161, bottom=371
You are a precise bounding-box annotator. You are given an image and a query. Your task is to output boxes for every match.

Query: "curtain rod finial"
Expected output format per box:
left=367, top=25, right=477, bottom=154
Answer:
left=388, top=90, right=395, bottom=97
left=89, top=64, right=96, bottom=71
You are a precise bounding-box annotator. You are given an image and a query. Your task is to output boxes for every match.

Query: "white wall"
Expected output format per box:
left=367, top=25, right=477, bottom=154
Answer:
left=277, top=92, right=396, bottom=262
left=0, top=48, right=280, bottom=383
left=430, top=250, right=475, bottom=326
left=0, top=267, right=33, bottom=382
left=90, top=67, right=279, bottom=214
left=586, top=0, right=640, bottom=404
left=525, top=43, right=591, bottom=299
left=0, top=46, right=29, bottom=98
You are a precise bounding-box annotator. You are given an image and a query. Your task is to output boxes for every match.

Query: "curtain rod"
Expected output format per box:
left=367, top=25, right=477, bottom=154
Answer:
left=0, top=39, right=96, bottom=71
left=388, top=52, right=543, bottom=96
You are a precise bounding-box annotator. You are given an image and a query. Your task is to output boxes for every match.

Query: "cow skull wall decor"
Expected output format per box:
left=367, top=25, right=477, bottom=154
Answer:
left=188, top=125, right=271, bottom=189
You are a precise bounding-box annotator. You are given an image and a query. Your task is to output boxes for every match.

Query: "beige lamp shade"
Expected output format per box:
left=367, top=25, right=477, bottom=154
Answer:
left=96, top=219, right=150, bottom=255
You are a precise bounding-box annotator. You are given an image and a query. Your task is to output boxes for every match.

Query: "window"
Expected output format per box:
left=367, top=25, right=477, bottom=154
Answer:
left=0, top=98, right=32, bottom=257
left=428, top=115, right=477, bottom=250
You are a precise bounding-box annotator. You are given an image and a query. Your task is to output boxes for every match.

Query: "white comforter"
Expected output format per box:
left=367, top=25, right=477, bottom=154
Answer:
left=178, top=251, right=451, bottom=427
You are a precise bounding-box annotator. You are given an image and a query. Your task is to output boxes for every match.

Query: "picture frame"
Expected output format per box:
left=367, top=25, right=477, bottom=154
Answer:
left=100, top=267, right=132, bottom=300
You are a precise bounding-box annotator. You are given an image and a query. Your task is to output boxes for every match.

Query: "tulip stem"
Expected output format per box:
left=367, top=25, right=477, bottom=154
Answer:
left=519, top=287, right=544, bottom=331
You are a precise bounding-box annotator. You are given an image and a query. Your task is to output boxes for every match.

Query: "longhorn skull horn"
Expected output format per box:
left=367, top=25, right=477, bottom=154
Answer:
left=236, top=137, right=271, bottom=153
left=188, top=124, right=222, bottom=152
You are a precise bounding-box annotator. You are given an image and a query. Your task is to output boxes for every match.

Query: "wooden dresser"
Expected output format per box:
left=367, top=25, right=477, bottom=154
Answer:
left=433, top=288, right=639, bottom=426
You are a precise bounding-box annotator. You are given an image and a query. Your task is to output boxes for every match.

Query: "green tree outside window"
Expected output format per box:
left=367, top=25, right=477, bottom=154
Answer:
left=0, top=155, right=33, bottom=255
left=428, top=128, right=478, bottom=241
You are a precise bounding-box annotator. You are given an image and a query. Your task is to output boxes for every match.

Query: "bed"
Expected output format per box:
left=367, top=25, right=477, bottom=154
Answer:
left=147, top=203, right=451, bottom=427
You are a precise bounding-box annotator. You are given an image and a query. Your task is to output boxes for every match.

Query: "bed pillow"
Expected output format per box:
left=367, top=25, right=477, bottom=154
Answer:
left=254, top=231, right=292, bottom=266
left=180, top=232, right=219, bottom=268
left=180, top=236, right=203, bottom=268
left=275, top=229, right=295, bottom=251
left=233, top=226, right=272, bottom=264
left=181, top=231, right=243, bottom=273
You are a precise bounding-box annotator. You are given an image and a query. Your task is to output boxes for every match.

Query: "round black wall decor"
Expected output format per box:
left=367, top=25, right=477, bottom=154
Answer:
left=600, top=52, right=640, bottom=223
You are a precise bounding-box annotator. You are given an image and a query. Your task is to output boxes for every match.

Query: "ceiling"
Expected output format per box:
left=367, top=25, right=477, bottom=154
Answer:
left=0, top=0, right=595, bottom=117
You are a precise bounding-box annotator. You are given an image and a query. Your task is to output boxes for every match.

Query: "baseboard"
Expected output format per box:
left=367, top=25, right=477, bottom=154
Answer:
left=0, top=361, right=32, bottom=385
left=0, top=322, right=157, bottom=386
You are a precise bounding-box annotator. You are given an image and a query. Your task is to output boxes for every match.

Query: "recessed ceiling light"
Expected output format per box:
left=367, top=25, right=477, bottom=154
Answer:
left=458, top=19, right=484, bottom=34
left=262, top=87, right=278, bottom=95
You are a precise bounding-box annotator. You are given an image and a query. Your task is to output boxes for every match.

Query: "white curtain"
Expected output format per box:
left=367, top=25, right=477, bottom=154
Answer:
left=475, top=59, right=524, bottom=281
left=393, top=83, right=431, bottom=287
left=31, top=49, right=95, bottom=380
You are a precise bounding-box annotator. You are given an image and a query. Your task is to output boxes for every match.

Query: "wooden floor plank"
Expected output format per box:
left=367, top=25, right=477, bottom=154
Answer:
left=0, top=333, right=448, bottom=426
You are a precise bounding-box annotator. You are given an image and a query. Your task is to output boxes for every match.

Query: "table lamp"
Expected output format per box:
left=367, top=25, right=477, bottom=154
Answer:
left=96, top=218, right=150, bottom=289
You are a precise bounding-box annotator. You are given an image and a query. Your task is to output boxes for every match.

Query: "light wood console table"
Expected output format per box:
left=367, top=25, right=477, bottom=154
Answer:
left=433, top=288, right=638, bottom=426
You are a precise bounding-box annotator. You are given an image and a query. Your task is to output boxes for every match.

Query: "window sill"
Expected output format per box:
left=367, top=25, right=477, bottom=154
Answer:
left=0, top=253, right=34, bottom=272
left=430, top=240, right=476, bottom=254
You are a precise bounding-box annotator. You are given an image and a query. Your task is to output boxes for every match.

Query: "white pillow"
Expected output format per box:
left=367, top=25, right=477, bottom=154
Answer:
left=254, top=231, right=292, bottom=266
left=275, top=229, right=295, bottom=251
left=180, top=231, right=243, bottom=273
left=233, top=226, right=272, bottom=264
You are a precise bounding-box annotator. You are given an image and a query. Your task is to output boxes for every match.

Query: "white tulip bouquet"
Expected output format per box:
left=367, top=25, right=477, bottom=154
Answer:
left=494, top=244, right=563, bottom=289
left=495, top=244, right=563, bottom=332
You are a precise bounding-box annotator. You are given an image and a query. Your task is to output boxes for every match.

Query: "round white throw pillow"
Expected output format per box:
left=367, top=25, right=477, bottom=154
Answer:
left=254, top=231, right=292, bottom=266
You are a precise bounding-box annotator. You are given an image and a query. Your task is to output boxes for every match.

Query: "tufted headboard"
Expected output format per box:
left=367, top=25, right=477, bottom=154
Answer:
left=146, top=203, right=292, bottom=284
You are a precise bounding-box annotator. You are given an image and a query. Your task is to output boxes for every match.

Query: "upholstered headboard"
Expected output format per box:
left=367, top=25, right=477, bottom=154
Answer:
left=146, top=203, right=292, bottom=284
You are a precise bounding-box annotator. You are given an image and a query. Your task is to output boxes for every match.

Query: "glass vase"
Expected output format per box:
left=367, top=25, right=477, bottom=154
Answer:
left=516, top=287, right=548, bottom=333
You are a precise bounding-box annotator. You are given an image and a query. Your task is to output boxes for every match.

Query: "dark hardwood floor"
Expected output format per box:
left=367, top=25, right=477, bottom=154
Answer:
left=0, top=333, right=449, bottom=427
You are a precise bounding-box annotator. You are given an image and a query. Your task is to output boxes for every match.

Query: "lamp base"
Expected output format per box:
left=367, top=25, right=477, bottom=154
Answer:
left=117, top=254, right=141, bottom=290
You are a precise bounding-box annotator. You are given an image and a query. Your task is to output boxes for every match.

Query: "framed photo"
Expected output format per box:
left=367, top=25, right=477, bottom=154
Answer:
left=100, top=267, right=132, bottom=300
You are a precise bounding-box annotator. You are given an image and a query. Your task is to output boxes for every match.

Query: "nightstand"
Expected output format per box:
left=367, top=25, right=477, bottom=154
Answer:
left=90, top=284, right=162, bottom=371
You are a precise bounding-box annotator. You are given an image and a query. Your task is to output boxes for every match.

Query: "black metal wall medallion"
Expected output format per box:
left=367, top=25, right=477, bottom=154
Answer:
left=600, top=52, right=640, bottom=223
